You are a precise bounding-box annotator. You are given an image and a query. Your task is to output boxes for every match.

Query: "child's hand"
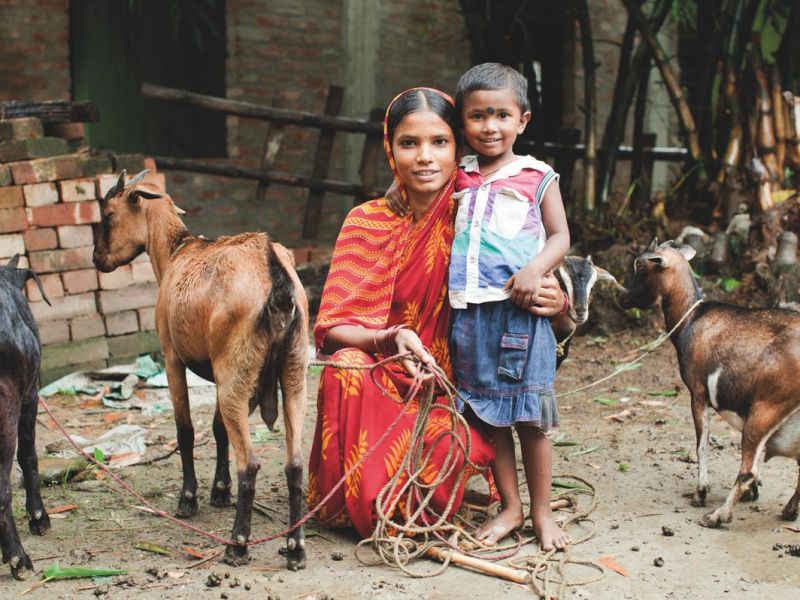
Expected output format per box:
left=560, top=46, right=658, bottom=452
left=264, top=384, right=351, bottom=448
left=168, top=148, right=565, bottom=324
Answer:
left=504, top=264, right=544, bottom=309
left=385, top=181, right=408, bottom=217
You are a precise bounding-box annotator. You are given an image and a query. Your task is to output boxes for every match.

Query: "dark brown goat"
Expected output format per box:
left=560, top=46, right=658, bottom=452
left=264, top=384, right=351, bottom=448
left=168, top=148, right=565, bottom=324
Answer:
left=619, top=239, right=800, bottom=528
left=0, top=255, right=51, bottom=579
left=92, top=171, right=309, bottom=568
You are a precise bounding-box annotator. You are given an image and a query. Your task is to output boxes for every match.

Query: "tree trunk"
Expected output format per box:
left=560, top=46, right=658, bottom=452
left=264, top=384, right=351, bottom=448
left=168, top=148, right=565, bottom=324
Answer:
left=575, top=0, right=596, bottom=212
left=596, top=0, right=671, bottom=204
left=622, top=0, right=703, bottom=174
left=630, top=57, right=651, bottom=211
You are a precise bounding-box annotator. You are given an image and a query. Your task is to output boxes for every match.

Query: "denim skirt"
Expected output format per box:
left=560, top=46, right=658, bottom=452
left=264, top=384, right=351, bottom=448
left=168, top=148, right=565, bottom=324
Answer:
left=450, top=300, right=558, bottom=429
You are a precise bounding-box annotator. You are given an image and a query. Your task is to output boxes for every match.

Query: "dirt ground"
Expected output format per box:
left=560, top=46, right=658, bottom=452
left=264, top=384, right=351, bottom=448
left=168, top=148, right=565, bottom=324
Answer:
left=5, top=326, right=800, bottom=599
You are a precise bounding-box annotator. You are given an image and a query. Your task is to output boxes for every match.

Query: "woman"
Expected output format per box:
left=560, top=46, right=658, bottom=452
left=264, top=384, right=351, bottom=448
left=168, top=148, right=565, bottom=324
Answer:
left=307, top=88, right=565, bottom=538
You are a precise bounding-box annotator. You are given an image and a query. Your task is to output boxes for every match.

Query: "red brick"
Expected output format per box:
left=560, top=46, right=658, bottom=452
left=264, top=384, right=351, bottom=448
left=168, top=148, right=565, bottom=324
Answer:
left=105, top=310, right=139, bottom=336
left=23, top=182, right=58, bottom=207
left=9, top=155, right=82, bottom=185
left=27, top=201, right=100, bottom=227
left=28, top=246, right=94, bottom=273
left=70, top=313, right=106, bottom=341
left=57, top=178, right=96, bottom=203
left=144, top=172, right=166, bottom=191
left=30, top=291, right=96, bottom=323
left=48, top=122, right=85, bottom=141
left=1, top=255, right=28, bottom=268
left=98, top=264, right=134, bottom=290
left=144, top=157, right=157, bottom=173
left=61, top=268, right=98, bottom=294
left=96, top=174, right=119, bottom=198
left=97, top=283, right=158, bottom=313
left=23, top=228, right=58, bottom=251
left=0, top=165, right=11, bottom=187
left=137, top=306, right=156, bottom=331
left=57, top=225, right=93, bottom=248
left=291, top=246, right=312, bottom=265
left=37, top=319, right=70, bottom=345
left=0, top=118, right=43, bottom=143
left=131, top=260, right=156, bottom=283
left=25, top=273, right=64, bottom=303
left=0, top=186, right=24, bottom=209
left=0, top=233, right=24, bottom=257
left=0, top=207, right=28, bottom=233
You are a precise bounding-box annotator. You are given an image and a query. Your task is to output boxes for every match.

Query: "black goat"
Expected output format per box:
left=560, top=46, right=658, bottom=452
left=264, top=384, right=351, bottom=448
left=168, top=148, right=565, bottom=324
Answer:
left=0, top=255, right=51, bottom=579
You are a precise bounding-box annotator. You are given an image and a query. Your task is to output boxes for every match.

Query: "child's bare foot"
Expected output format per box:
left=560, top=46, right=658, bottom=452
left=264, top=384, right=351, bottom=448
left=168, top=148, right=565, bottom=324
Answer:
left=475, top=506, right=524, bottom=546
left=532, top=506, right=571, bottom=551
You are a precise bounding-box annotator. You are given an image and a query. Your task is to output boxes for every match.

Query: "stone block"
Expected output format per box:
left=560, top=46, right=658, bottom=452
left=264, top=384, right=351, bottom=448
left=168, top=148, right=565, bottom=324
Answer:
left=107, top=331, right=161, bottom=358
left=41, top=336, right=109, bottom=370
left=0, top=118, right=43, bottom=143
left=0, top=165, right=10, bottom=187
left=0, top=138, right=69, bottom=163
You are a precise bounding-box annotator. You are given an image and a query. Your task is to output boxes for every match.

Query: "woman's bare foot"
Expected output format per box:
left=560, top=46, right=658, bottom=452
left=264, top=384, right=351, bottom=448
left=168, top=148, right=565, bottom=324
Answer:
left=474, top=505, right=524, bottom=546
left=532, top=506, right=571, bottom=551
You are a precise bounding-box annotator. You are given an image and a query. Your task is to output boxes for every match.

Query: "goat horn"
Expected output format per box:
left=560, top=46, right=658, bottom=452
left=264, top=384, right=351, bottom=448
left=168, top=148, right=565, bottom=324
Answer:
left=646, top=238, right=658, bottom=252
left=126, top=169, right=150, bottom=187
left=6, top=254, right=20, bottom=269
left=114, top=170, right=127, bottom=196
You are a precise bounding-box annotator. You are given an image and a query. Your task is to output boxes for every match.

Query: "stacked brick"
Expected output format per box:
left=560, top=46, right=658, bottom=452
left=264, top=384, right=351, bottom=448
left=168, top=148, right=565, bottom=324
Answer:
left=0, top=117, right=163, bottom=384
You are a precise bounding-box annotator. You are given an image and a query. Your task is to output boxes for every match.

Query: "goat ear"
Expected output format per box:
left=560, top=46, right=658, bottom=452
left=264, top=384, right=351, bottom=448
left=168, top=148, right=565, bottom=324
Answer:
left=677, top=244, right=696, bottom=261
left=6, top=254, right=20, bottom=269
left=647, top=255, right=667, bottom=268
left=25, top=270, right=51, bottom=306
left=595, top=266, right=617, bottom=282
left=129, top=189, right=164, bottom=204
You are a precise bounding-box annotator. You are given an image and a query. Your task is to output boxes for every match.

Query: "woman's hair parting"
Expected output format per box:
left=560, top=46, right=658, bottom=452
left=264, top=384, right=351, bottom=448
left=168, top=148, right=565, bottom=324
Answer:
left=386, top=89, right=460, bottom=145
left=455, top=63, right=530, bottom=113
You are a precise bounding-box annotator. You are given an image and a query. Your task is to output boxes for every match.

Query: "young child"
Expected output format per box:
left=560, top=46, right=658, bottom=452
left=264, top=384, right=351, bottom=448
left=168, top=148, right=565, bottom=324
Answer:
left=451, top=63, right=570, bottom=551
left=385, top=64, right=570, bottom=550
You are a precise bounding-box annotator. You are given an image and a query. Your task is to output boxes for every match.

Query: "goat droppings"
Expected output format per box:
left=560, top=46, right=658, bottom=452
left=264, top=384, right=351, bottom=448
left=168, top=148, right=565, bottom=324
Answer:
left=653, top=557, right=665, bottom=567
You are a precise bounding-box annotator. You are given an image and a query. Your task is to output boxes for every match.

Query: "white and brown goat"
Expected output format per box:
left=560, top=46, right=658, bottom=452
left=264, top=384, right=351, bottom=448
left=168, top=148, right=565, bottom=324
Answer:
left=92, top=170, right=309, bottom=568
left=552, top=255, right=619, bottom=368
left=619, top=239, right=800, bottom=528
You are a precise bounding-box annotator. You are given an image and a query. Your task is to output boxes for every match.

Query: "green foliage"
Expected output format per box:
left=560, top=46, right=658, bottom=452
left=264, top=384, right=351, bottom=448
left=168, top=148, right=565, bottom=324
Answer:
left=671, top=0, right=697, bottom=28
left=719, top=277, right=742, bottom=293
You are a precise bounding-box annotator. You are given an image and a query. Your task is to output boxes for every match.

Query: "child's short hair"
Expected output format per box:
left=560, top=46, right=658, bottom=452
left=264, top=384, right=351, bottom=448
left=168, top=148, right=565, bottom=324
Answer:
left=455, top=63, right=530, bottom=113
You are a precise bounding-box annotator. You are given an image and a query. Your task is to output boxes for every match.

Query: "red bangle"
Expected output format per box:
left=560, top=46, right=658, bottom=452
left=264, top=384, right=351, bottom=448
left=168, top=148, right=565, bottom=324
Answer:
left=373, top=325, right=410, bottom=355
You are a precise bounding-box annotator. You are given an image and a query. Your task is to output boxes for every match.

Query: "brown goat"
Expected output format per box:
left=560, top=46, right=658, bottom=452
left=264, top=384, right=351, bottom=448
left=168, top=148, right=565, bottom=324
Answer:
left=92, top=170, right=309, bottom=568
left=619, top=239, right=800, bottom=528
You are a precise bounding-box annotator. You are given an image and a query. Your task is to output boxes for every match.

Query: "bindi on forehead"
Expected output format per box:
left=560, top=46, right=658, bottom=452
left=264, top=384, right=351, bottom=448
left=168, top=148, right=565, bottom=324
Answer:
left=486, top=107, right=495, bottom=115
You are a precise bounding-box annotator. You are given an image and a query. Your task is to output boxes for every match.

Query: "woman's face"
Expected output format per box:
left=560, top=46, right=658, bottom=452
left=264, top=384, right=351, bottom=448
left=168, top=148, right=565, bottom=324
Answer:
left=391, top=110, right=457, bottom=199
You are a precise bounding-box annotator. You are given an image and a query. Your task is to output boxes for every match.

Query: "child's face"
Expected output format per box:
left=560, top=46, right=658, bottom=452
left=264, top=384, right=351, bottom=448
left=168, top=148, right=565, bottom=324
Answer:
left=461, top=89, right=530, bottom=161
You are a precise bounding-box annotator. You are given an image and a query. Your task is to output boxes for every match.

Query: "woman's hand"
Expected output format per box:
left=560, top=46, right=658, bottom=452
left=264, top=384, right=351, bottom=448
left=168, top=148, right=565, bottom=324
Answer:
left=527, top=272, right=567, bottom=318
left=385, top=181, right=409, bottom=217
left=395, top=328, right=436, bottom=380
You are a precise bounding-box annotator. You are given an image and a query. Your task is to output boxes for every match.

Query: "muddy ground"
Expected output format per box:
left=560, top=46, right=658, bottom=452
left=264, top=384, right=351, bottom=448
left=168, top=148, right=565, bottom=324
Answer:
left=5, top=319, right=800, bottom=599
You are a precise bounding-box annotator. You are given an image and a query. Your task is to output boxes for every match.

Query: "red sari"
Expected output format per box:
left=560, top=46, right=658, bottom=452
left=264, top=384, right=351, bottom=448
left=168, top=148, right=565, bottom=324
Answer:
left=307, top=102, right=496, bottom=535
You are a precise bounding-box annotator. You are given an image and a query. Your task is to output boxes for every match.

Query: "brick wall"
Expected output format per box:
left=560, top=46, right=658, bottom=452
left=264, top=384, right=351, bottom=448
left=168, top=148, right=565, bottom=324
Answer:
left=0, top=117, right=161, bottom=383
left=0, top=0, right=70, bottom=102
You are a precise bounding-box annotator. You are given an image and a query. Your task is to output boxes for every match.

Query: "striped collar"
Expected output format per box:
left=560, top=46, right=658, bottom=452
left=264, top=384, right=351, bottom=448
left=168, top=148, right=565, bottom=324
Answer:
left=459, top=154, right=550, bottom=184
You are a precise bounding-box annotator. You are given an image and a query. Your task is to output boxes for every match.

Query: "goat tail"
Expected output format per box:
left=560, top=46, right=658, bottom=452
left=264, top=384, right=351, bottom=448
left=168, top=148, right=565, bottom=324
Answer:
left=255, top=242, right=301, bottom=430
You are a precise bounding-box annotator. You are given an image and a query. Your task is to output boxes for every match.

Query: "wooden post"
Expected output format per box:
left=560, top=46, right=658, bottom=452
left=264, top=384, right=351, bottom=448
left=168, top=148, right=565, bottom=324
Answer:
left=301, top=85, right=344, bottom=239
left=355, top=108, right=385, bottom=205
left=255, top=96, right=287, bottom=203
left=631, top=132, right=656, bottom=210
left=553, top=127, right=580, bottom=204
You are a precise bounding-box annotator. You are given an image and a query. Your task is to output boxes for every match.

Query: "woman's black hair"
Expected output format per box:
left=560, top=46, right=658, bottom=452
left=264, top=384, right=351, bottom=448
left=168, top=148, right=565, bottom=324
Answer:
left=386, top=89, right=461, bottom=147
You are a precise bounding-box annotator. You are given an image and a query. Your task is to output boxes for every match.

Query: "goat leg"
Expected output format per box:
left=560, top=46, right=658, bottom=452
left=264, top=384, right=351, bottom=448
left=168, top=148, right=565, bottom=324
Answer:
left=281, top=349, right=307, bottom=571
left=166, top=358, right=198, bottom=518
left=18, top=389, right=49, bottom=535
left=781, top=460, right=800, bottom=521
left=209, top=407, right=232, bottom=507
left=0, top=407, right=32, bottom=580
left=701, top=411, right=773, bottom=528
left=690, top=396, right=710, bottom=507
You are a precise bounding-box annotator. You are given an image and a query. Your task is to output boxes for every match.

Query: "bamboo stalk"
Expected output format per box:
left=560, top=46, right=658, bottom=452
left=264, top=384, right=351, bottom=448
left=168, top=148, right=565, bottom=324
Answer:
left=426, top=547, right=531, bottom=584
left=783, top=91, right=800, bottom=168
left=753, top=55, right=780, bottom=184
left=576, top=0, right=597, bottom=211
left=771, top=65, right=786, bottom=180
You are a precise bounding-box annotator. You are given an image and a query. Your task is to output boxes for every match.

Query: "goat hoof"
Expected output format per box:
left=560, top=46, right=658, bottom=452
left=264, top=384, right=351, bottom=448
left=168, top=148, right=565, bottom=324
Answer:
left=9, top=553, right=34, bottom=581
left=286, top=549, right=307, bottom=571
left=700, top=512, right=722, bottom=528
left=690, top=491, right=707, bottom=507
left=28, top=512, right=51, bottom=536
left=209, top=488, right=232, bottom=507
left=781, top=505, right=799, bottom=521
left=741, top=482, right=760, bottom=502
left=175, top=497, right=198, bottom=519
left=223, top=544, right=250, bottom=566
